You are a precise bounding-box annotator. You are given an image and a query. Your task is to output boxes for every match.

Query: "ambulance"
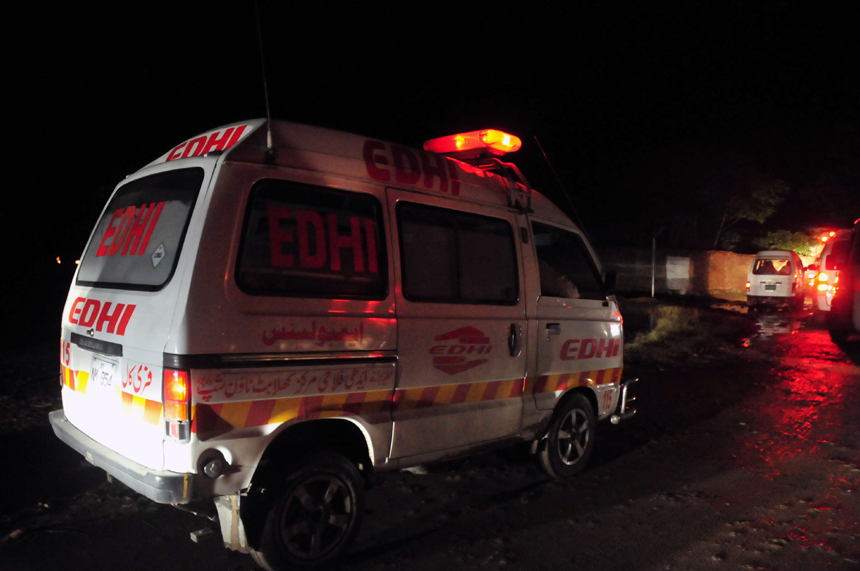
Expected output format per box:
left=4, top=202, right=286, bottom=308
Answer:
left=814, top=229, right=853, bottom=312
left=827, top=218, right=860, bottom=343
left=49, top=119, right=636, bottom=570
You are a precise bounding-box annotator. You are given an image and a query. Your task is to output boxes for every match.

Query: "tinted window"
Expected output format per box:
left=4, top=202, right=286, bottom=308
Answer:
left=532, top=222, right=605, bottom=300
left=826, top=240, right=851, bottom=271
left=753, top=258, right=792, bottom=276
left=237, top=181, right=386, bottom=298
left=77, top=168, right=204, bottom=291
left=398, top=202, right=518, bottom=304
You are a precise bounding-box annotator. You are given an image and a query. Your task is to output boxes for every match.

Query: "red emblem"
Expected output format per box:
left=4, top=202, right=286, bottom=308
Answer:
left=429, top=326, right=492, bottom=375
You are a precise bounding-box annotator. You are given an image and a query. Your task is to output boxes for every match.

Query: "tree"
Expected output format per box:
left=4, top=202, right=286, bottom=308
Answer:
left=710, top=176, right=789, bottom=250
left=753, top=230, right=819, bottom=256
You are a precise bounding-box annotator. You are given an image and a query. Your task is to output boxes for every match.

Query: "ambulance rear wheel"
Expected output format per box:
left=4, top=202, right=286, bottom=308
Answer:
left=251, top=451, right=365, bottom=571
left=538, top=393, right=596, bottom=479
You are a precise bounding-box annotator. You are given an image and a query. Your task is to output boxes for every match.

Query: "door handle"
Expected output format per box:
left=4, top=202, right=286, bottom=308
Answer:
left=508, top=323, right=522, bottom=357
left=546, top=323, right=560, bottom=341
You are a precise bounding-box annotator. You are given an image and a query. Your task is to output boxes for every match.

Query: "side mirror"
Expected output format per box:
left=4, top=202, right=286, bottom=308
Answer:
left=604, top=271, right=617, bottom=296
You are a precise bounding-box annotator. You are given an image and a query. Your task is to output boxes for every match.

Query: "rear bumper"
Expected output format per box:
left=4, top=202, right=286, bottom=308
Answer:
left=747, top=294, right=799, bottom=306
left=49, top=409, right=193, bottom=504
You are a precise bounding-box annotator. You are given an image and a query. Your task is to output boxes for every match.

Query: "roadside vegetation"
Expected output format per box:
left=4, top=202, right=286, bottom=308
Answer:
left=619, top=297, right=758, bottom=367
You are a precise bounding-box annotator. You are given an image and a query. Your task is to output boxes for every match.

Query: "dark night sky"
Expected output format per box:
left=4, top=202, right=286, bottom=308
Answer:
left=8, top=1, right=860, bottom=288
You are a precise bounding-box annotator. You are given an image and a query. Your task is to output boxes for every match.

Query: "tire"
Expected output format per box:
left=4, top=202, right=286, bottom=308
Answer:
left=537, top=393, right=596, bottom=479
left=830, top=326, right=850, bottom=345
left=251, top=451, right=365, bottom=571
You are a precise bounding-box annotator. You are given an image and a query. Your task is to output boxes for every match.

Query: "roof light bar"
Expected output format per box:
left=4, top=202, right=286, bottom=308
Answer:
left=424, top=129, right=522, bottom=157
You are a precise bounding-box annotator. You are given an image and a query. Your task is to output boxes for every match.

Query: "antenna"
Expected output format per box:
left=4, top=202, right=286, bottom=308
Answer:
left=254, top=0, right=275, bottom=160
left=533, top=135, right=591, bottom=241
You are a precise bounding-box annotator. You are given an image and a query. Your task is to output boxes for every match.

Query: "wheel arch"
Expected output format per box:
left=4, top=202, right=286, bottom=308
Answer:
left=241, top=417, right=373, bottom=550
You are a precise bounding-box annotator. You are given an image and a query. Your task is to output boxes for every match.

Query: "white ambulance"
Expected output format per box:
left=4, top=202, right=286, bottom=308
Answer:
left=814, top=230, right=853, bottom=312
left=50, top=120, right=636, bottom=570
left=827, top=218, right=860, bottom=343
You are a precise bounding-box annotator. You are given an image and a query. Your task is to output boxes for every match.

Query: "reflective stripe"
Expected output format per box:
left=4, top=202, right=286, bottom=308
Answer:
left=61, top=364, right=163, bottom=427
left=533, top=367, right=623, bottom=394
left=394, top=378, right=523, bottom=411
left=192, top=388, right=393, bottom=436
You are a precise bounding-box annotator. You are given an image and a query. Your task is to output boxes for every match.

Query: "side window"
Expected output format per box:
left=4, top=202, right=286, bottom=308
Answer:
left=236, top=181, right=386, bottom=298
left=532, top=222, right=605, bottom=300
left=397, top=202, right=518, bottom=304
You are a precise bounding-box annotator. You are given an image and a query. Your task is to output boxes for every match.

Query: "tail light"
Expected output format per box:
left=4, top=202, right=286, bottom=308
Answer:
left=745, top=281, right=751, bottom=292
left=163, top=369, right=191, bottom=441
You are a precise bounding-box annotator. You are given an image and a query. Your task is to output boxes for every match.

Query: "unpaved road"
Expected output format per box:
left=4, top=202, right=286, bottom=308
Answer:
left=2, top=303, right=859, bottom=571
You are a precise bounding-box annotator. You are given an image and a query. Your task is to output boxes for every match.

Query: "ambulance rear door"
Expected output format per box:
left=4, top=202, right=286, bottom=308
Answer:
left=387, top=190, right=527, bottom=459
left=527, top=218, right=623, bottom=417
left=60, top=164, right=212, bottom=471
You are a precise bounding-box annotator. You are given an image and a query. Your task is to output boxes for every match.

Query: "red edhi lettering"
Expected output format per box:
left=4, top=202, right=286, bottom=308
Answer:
left=362, top=139, right=460, bottom=196
left=559, top=338, right=620, bottom=361
left=165, top=125, right=248, bottom=162
left=96, top=202, right=164, bottom=257
left=68, top=297, right=136, bottom=336
left=267, top=205, right=378, bottom=274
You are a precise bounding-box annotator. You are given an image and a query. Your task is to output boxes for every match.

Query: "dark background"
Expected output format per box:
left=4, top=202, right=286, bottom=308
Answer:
left=6, top=1, right=860, bottom=343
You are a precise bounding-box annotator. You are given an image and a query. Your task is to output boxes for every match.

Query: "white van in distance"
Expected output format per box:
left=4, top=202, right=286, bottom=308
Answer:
left=50, top=120, right=636, bottom=570
left=746, top=249, right=806, bottom=311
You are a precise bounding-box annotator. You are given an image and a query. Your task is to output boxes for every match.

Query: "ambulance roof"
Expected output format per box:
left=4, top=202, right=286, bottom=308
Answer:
left=145, top=119, right=574, bottom=227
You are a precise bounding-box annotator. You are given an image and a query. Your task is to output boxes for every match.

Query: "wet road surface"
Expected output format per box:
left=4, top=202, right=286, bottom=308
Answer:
left=2, top=304, right=859, bottom=570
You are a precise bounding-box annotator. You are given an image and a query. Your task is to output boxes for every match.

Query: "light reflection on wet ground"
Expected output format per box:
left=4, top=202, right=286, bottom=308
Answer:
left=733, top=302, right=860, bottom=559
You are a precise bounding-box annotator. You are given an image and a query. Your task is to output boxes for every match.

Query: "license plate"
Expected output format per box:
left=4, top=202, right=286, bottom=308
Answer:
left=765, top=284, right=777, bottom=291
left=91, top=356, right=118, bottom=392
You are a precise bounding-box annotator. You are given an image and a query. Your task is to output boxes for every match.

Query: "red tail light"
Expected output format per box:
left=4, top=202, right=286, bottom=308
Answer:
left=163, top=369, right=191, bottom=441
left=163, top=369, right=189, bottom=421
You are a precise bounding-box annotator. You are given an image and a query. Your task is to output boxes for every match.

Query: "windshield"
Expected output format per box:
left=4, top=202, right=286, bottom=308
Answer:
left=77, top=168, right=204, bottom=290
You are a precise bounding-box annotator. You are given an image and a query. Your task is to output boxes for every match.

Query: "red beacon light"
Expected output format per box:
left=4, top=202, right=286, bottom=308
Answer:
left=424, top=129, right=522, bottom=159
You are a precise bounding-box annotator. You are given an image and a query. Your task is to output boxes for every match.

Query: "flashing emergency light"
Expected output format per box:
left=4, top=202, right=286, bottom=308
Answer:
left=424, top=129, right=522, bottom=156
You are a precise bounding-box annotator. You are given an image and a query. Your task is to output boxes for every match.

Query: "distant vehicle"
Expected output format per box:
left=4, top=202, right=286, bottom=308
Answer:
left=827, top=219, right=860, bottom=343
left=49, top=120, right=637, bottom=570
left=746, top=250, right=806, bottom=311
left=813, top=230, right=853, bottom=312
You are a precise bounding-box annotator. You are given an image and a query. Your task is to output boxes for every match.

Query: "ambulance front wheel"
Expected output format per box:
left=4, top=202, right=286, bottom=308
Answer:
left=251, top=450, right=365, bottom=571
left=537, top=393, right=596, bottom=479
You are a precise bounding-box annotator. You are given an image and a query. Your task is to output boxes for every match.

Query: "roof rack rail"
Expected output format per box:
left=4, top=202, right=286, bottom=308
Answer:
left=472, top=158, right=532, bottom=212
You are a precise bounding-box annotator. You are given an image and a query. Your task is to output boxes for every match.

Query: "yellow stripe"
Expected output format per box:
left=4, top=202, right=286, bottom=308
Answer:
left=77, top=370, right=89, bottom=393
left=465, top=381, right=486, bottom=403
left=318, top=394, right=348, bottom=419
left=220, top=401, right=253, bottom=428
left=270, top=396, right=302, bottom=424
left=435, top=383, right=458, bottom=405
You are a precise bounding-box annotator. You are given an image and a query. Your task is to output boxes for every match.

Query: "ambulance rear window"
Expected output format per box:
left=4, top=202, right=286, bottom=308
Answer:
left=236, top=181, right=387, bottom=298
left=77, top=168, right=204, bottom=291
left=753, top=258, right=792, bottom=275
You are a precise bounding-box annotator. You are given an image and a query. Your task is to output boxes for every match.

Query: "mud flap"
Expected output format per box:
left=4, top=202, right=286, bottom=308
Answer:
left=214, top=494, right=250, bottom=553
